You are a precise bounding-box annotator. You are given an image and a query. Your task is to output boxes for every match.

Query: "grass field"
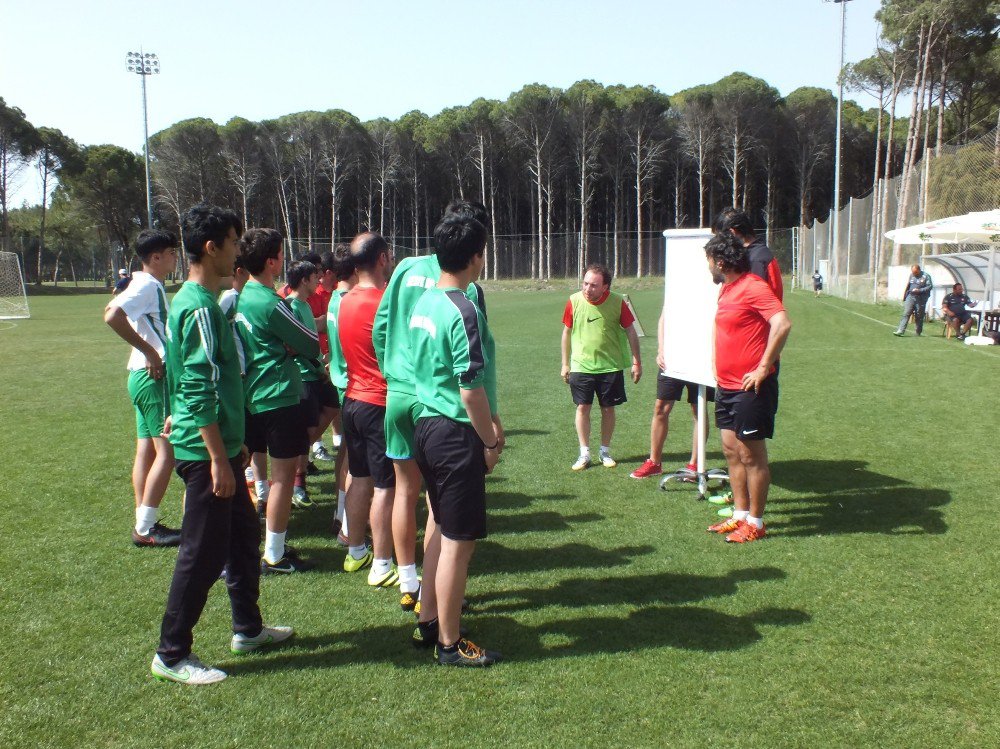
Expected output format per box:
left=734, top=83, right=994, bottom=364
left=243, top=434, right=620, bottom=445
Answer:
left=2, top=284, right=998, bottom=748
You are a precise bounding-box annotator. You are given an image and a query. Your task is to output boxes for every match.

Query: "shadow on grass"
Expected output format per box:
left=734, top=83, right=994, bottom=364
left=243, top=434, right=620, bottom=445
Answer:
left=771, top=487, right=949, bottom=536
left=476, top=567, right=785, bottom=613
left=225, top=600, right=810, bottom=675
left=504, top=428, right=550, bottom=437
left=475, top=542, right=655, bottom=574
left=488, top=510, right=604, bottom=534
left=766, top=459, right=949, bottom=536
left=770, top=459, right=908, bottom=493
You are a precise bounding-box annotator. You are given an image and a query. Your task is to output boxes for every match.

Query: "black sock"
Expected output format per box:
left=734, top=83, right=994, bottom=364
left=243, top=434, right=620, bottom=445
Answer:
left=438, top=641, right=458, bottom=653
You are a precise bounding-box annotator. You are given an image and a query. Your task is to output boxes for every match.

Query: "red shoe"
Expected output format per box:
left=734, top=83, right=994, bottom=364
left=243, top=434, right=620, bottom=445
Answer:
left=725, top=522, right=766, bottom=543
left=629, top=460, right=663, bottom=479
left=708, top=517, right=744, bottom=534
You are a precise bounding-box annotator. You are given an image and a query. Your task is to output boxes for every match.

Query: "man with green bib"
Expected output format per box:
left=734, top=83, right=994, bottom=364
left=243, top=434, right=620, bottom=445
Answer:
left=560, top=263, right=642, bottom=471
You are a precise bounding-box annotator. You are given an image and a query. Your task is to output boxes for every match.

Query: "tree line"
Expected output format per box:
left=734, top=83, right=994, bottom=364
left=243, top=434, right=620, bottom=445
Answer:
left=1, top=0, right=996, bottom=284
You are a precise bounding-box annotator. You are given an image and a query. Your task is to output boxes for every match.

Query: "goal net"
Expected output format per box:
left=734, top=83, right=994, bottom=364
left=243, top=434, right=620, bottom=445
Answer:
left=0, top=251, right=30, bottom=319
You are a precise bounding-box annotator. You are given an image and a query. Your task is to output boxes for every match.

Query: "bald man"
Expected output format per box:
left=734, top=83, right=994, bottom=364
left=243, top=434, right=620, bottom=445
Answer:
left=894, top=265, right=933, bottom=337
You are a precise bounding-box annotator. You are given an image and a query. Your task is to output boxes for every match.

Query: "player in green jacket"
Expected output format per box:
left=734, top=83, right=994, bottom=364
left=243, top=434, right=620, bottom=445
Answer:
left=372, top=200, right=501, bottom=616
left=151, top=203, right=292, bottom=686
left=408, top=212, right=502, bottom=667
left=235, top=228, right=320, bottom=574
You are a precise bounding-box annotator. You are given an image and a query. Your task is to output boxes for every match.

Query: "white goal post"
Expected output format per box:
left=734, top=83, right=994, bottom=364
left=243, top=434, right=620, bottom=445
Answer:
left=0, top=251, right=30, bottom=320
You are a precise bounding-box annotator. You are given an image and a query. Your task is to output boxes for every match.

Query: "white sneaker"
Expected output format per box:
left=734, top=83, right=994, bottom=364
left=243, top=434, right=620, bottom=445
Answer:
left=230, top=625, right=295, bottom=654
left=151, top=653, right=227, bottom=685
left=572, top=455, right=591, bottom=471
left=599, top=452, right=617, bottom=468
left=312, top=444, right=335, bottom=462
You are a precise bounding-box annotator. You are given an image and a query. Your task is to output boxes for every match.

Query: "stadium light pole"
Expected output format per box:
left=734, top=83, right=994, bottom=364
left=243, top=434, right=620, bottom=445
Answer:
left=830, top=0, right=851, bottom=297
left=126, top=50, right=159, bottom=229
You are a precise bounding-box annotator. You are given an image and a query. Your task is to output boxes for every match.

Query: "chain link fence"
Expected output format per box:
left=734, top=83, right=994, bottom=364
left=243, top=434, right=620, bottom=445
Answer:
left=795, top=122, right=1000, bottom=303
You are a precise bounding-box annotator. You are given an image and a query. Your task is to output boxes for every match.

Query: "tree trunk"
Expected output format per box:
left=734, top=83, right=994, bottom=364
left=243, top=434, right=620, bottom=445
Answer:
left=635, top=129, right=643, bottom=278
left=869, top=85, right=885, bottom=276
left=936, top=35, right=950, bottom=155
left=36, top=161, right=49, bottom=285
left=894, top=22, right=928, bottom=264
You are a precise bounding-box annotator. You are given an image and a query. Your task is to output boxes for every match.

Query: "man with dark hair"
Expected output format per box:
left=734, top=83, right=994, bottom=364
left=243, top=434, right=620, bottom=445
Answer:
left=409, top=213, right=502, bottom=666
left=324, top=244, right=356, bottom=540
left=338, top=232, right=398, bottom=587
left=713, top=209, right=783, bottom=301
left=894, top=264, right=933, bottom=337
left=373, top=200, right=500, bottom=619
left=286, top=260, right=338, bottom=505
left=812, top=270, right=823, bottom=297
left=235, top=228, right=320, bottom=574
left=151, top=203, right=292, bottom=685
left=941, top=282, right=979, bottom=340
left=561, top=263, right=642, bottom=471
left=104, top=229, right=181, bottom=546
left=704, top=232, right=791, bottom=544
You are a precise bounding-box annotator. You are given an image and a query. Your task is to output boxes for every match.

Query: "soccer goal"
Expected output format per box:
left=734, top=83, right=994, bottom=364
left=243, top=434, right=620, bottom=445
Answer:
left=0, top=251, right=30, bottom=319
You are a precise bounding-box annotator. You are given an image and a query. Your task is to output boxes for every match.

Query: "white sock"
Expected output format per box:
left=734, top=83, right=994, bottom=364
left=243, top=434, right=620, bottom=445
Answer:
left=349, top=544, right=368, bottom=560
left=600, top=445, right=611, bottom=455
left=579, top=447, right=590, bottom=458
left=255, top=480, right=269, bottom=503
left=732, top=509, right=749, bottom=522
left=372, top=558, right=393, bottom=577
left=135, top=504, right=158, bottom=535
left=332, top=434, right=342, bottom=448
left=747, top=515, right=764, bottom=529
left=399, top=564, right=419, bottom=593
left=263, top=530, right=286, bottom=564
left=336, top=489, right=346, bottom=522
left=243, top=466, right=254, bottom=483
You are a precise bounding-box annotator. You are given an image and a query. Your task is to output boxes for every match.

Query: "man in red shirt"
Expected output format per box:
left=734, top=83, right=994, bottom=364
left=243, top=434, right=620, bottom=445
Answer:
left=704, top=232, right=791, bottom=543
left=338, top=232, right=398, bottom=586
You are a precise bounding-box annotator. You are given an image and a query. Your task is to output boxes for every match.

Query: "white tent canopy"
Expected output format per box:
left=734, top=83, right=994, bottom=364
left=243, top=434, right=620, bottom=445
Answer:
left=885, top=209, right=1000, bottom=246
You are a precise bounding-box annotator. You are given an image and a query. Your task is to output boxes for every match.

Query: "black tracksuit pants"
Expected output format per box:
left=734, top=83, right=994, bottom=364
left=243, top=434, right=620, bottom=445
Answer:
left=156, top=455, right=263, bottom=666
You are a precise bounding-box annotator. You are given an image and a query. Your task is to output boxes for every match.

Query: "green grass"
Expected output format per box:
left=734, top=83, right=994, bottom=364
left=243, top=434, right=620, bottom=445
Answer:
left=1, top=287, right=998, bottom=748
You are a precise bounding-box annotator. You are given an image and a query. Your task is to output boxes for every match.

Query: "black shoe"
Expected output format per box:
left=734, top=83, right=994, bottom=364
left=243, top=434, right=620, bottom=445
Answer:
left=306, top=461, right=320, bottom=476
left=132, top=522, right=182, bottom=547
left=435, top=638, right=501, bottom=667
left=261, top=547, right=315, bottom=575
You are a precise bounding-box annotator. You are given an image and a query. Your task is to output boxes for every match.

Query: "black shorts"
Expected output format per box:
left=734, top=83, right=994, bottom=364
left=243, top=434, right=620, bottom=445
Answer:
left=657, top=374, right=715, bottom=404
left=245, top=403, right=309, bottom=459
left=341, top=397, right=395, bottom=489
left=569, top=371, right=626, bottom=407
left=953, top=311, right=972, bottom=325
left=413, top=416, right=487, bottom=541
left=301, top=380, right=339, bottom=427
left=813, top=282, right=823, bottom=290
left=715, top=375, right=779, bottom=441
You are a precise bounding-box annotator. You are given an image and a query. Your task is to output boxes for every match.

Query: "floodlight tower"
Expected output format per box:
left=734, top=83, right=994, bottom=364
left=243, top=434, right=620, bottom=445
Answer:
left=828, top=0, right=852, bottom=296
left=126, top=50, right=159, bottom=229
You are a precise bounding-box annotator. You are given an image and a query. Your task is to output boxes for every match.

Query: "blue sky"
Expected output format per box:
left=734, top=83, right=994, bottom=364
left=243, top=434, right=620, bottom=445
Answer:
left=3, top=0, right=883, bottom=204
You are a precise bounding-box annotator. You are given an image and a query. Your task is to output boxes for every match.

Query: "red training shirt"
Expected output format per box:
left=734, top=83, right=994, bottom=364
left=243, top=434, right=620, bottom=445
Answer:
left=338, top=285, right=387, bottom=406
left=561, top=289, right=636, bottom=328
left=714, top=273, right=785, bottom=390
left=308, top=284, right=332, bottom=355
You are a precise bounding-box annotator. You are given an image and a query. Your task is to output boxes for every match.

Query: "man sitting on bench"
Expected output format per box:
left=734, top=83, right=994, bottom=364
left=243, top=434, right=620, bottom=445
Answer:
left=941, top=283, right=979, bottom=341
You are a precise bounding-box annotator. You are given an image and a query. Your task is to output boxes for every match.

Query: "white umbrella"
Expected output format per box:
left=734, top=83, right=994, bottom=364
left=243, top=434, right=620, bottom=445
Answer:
left=885, top=209, right=1000, bottom=245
